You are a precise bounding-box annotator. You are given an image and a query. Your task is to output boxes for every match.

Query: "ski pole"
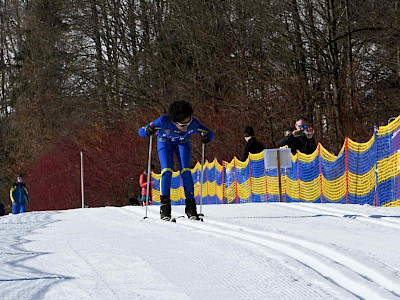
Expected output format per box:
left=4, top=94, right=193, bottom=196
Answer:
left=199, top=135, right=205, bottom=216
left=144, top=123, right=154, bottom=219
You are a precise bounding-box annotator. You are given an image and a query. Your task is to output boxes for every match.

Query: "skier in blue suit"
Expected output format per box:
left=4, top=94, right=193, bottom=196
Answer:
left=139, top=101, right=213, bottom=221
left=10, top=174, right=30, bottom=214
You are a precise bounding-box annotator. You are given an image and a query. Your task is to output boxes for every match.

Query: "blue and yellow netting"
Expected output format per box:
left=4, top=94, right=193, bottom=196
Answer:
left=151, top=115, right=400, bottom=207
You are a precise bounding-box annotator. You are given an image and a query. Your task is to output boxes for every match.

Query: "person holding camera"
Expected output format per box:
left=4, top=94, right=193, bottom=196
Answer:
left=277, top=127, right=295, bottom=149
left=277, top=117, right=317, bottom=155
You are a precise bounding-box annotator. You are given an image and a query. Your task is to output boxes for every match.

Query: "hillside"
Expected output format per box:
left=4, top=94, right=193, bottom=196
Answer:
left=1, top=203, right=400, bottom=299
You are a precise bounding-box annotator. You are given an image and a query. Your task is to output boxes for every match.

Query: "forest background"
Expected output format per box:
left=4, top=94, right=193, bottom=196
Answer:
left=0, top=0, right=399, bottom=212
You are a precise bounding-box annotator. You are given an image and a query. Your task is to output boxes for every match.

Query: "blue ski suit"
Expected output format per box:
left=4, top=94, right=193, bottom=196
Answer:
left=10, top=182, right=30, bottom=214
left=139, top=115, right=213, bottom=199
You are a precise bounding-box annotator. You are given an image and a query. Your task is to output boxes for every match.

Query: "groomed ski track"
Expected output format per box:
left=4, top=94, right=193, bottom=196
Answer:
left=1, top=203, right=400, bottom=299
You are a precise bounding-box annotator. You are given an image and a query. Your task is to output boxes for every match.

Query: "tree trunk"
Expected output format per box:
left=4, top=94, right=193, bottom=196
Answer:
left=291, top=0, right=312, bottom=117
left=345, top=0, right=355, bottom=110
left=90, top=0, right=107, bottom=109
left=327, top=0, right=344, bottom=149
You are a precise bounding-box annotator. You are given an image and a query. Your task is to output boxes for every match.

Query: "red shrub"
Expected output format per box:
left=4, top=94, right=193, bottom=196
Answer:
left=27, top=120, right=149, bottom=211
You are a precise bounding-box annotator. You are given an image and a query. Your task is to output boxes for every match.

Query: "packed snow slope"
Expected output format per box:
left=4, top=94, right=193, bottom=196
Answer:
left=1, top=203, right=400, bottom=300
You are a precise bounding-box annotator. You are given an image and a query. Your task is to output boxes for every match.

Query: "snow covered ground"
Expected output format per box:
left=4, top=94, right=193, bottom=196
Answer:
left=1, top=203, right=400, bottom=300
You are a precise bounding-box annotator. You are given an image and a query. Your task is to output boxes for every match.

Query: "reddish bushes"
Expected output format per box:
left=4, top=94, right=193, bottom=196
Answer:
left=25, top=105, right=265, bottom=211
left=27, top=121, right=149, bottom=211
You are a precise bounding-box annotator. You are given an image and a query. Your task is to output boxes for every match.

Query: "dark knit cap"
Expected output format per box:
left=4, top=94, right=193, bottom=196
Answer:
left=244, top=126, right=255, bottom=137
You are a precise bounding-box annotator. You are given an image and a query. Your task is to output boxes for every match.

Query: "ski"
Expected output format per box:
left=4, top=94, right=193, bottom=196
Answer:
left=188, top=215, right=204, bottom=222
left=170, top=216, right=204, bottom=222
left=147, top=215, right=203, bottom=222
left=176, top=215, right=204, bottom=222
left=160, top=216, right=176, bottom=222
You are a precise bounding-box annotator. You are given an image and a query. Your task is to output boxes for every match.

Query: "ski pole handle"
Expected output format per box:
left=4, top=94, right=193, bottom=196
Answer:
left=200, top=132, right=210, bottom=144
left=146, top=122, right=156, bottom=136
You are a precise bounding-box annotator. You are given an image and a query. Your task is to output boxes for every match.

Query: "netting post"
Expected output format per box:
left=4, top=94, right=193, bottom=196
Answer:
left=265, top=168, right=269, bottom=203
left=277, top=151, right=283, bottom=202
left=206, top=161, right=209, bottom=205
left=249, top=156, right=253, bottom=203
left=318, top=143, right=323, bottom=203
left=234, top=157, right=239, bottom=204
left=180, top=175, right=183, bottom=205
left=150, top=172, right=153, bottom=205
left=222, top=161, right=225, bottom=204
left=374, top=126, right=379, bottom=207
left=345, top=137, right=349, bottom=204
left=197, top=168, right=200, bottom=205
left=297, top=151, right=301, bottom=202
left=215, top=159, right=218, bottom=204
left=284, top=168, right=287, bottom=203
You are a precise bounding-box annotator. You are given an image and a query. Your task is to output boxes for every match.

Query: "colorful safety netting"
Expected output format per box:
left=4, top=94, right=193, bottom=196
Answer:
left=151, top=115, right=400, bottom=207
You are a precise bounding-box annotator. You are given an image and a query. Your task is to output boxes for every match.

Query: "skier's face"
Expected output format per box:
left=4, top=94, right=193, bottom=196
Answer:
left=174, top=116, right=192, bottom=131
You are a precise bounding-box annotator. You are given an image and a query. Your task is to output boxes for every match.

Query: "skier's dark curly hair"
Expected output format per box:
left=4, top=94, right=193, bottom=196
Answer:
left=167, top=100, right=193, bottom=123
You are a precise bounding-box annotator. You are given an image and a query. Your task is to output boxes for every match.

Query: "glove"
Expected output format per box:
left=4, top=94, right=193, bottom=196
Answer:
left=145, top=123, right=156, bottom=136
left=200, top=133, right=210, bottom=144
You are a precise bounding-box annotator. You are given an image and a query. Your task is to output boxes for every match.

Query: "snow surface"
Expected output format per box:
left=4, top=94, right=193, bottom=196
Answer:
left=1, top=203, right=400, bottom=300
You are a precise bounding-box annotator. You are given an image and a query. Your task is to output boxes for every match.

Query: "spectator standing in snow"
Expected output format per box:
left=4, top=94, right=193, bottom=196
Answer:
left=139, top=100, right=213, bottom=221
left=277, top=117, right=317, bottom=155
left=10, top=174, right=30, bottom=214
left=139, top=164, right=154, bottom=205
left=242, top=126, right=265, bottom=161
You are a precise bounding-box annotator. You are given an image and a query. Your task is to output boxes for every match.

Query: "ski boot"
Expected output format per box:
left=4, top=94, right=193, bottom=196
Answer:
left=185, top=198, right=201, bottom=221
left=160, top=195, right=172, bottom=221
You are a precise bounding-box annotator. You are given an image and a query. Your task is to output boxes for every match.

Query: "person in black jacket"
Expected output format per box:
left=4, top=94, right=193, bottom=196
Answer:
left=277, top=117, right=317, bottom=155
left=277, top=127, right=295, bottom=148
left=0, top=202, right=5, bottom=216
left=242, top=126, right=265, bottom=161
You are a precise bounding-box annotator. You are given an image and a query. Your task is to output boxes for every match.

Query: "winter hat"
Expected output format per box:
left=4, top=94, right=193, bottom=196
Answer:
left=244, top=126, right=254, bottom=137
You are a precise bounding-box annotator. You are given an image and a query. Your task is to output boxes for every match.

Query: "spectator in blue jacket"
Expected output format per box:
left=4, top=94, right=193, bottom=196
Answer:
left=139, top=100, right=213, bottom=221
left=10, top=174, right=30, bottom=214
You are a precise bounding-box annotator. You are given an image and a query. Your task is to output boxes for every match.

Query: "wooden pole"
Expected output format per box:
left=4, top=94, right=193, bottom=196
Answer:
left=277, top=150, right=283, bottom=202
